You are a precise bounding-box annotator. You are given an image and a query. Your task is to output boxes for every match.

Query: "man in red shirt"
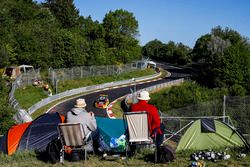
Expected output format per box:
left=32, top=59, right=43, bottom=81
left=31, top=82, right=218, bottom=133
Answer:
left=130, top=90, right=164, bottom=147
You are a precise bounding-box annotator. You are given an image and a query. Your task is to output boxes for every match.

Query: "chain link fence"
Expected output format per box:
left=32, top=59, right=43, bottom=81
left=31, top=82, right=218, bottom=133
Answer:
left=224, top=96, right=250, bottom=136
left=48, top=61, right=147, bottom=89
left=9, top=70, right=40, bottom=123
left=159, top=95, right=250, bottom=144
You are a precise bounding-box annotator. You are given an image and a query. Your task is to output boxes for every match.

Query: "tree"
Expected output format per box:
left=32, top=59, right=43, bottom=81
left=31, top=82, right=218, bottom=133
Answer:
left=192, top=26, right=250, bottom=91
left=143, top=40, right=191, bottom=65
left=103, top=9, right=141, bottom=63
left=142, top=39, right=165, bottom=60
left=45, top=0, right=80, bottom=29
left=0, top=77, right=15, bottom=134
left=81, top=16, right=105, bottom=41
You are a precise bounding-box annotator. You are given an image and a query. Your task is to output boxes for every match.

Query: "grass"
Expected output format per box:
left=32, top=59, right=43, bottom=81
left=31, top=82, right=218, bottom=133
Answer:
left=14, top=85, right=49, bottom=110
left=111, top=101, right=124, bottom=119
left=0, top=149, right=249, bottom=167
left=58, top=69, right=155, bottom=92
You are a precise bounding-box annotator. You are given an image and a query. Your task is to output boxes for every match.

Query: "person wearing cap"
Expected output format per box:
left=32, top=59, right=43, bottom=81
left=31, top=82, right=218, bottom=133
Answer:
left=67, top=98, right=110, bottom=158
left=130, top=90, right=164, bottom=147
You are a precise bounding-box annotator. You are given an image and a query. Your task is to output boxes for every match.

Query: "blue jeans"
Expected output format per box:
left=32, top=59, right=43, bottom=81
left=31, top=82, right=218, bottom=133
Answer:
left=89, top=128, right=110, bottom=153
left=154, top=123, right=165, bottom=147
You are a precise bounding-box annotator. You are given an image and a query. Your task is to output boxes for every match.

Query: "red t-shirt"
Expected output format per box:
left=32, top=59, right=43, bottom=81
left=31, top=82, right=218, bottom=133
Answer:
left=130, top=100, right=162, bottom=135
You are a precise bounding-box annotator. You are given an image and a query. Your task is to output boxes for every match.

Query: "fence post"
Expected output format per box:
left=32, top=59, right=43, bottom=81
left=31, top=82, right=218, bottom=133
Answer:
left=223, top=95, right=226, bottom=122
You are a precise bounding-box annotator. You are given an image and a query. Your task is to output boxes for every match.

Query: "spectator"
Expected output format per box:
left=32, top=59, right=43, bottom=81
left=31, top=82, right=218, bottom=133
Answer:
left=130, top=91, right=164, bottom=147
left=67, top=98, right=109, bottom=159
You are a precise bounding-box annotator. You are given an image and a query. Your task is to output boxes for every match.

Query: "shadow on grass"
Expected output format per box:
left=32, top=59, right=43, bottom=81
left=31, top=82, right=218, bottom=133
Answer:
left=141, top=152, right=155, bottom=163
left=35, top=151, right=50, bottom=163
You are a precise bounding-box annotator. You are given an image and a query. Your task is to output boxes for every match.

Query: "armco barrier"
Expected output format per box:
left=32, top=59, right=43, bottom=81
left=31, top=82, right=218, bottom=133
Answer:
left=123, top=78, right=185, bottom=110
left=28, top=72, right=161, bottom=115
left=105, top=78, right=185, bottom=119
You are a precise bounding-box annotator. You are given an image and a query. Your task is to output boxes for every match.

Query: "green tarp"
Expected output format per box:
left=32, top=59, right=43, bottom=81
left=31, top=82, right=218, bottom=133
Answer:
left=176, top=119, right=247, bottom=151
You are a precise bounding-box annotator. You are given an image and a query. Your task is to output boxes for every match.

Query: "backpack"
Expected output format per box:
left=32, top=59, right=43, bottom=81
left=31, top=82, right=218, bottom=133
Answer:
left=46, top=138, right=62, bottom=164
left=156, top=145, right=176, bottom=163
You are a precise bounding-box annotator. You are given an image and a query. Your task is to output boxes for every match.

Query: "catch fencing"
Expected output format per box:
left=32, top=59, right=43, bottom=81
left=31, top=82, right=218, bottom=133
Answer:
left=9, top=70, right=40, bottom=123
left=48, top=61, right=147, bottom=89
left=159, top=95, right=250, bottom=144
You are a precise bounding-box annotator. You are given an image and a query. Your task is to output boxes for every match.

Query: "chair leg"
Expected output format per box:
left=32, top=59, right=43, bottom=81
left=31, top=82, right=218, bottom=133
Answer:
left=84, top=149, right=87, bottom=161
left=154, top=134, right=157, bottom=163
left=124, top=143, right=129, bottom=165
left=154, top=147, right=157, bottom=163
left=59, top=149, right=64, bottom=163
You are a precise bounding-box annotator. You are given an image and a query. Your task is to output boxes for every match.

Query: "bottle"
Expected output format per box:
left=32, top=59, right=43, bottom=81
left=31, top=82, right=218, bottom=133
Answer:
left=110, top=137, right=118, bottom=148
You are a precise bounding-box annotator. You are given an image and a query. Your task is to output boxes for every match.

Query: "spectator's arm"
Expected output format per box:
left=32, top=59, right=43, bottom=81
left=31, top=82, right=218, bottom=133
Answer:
left=87, top=114, right=97, bottom=131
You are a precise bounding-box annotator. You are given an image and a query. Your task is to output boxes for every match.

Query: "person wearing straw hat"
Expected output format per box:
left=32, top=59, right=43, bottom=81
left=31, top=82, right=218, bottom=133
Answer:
left=67, top=98, right=110, bottom=159
left=130, top=90, right=164, bottom=147
left=67, top=98, right=97, bottom=135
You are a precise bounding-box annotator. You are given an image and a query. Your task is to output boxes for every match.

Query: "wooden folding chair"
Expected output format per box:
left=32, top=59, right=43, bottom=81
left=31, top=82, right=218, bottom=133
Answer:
left=57, top=123, right=91, bottom=163
left=123, top=111, right=157, bottom=163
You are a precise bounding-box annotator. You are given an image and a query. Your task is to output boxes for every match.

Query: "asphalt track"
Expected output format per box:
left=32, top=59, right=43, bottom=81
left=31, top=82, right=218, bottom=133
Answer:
left=48, top=63, right=192, bottom=117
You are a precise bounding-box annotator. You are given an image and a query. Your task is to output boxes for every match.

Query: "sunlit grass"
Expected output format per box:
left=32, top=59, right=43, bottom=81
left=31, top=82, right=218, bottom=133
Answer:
left=111, top=101, right=124, bottom=119
left=0, top=149, right=249, bottom=167
left=14, top=85, right=48, bottom=110
left=58, top=68, right=155, bottom=93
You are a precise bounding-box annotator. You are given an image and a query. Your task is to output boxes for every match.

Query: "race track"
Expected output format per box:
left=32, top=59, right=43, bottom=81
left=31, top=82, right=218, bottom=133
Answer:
left=48, top=64, right=192, bottom=117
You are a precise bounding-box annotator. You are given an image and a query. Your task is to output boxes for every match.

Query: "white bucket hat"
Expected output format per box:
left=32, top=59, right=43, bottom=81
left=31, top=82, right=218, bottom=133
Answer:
left=137, top=90, right=151, bottom=100
left=74, top=98, right=87, bottom=108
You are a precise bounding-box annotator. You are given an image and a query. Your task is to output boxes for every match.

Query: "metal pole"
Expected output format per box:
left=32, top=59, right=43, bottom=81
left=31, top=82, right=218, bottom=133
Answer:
left=56, top=79, right=59, bottom=94
left=223, top=95, right=226, bottom=122
left=132, top=78, right=137, bottom=104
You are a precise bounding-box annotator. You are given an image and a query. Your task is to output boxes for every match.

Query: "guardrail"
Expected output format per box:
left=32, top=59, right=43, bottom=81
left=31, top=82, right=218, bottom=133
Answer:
left=123, top=78, right=185, bottom=110
left=27, top=72, right=162, bottom=115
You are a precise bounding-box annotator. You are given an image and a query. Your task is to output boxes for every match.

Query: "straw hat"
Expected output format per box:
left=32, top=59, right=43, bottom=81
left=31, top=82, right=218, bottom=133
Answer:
left=74, top=98, right=87, bottom=108
left=137, top=91, right=151, bottom=100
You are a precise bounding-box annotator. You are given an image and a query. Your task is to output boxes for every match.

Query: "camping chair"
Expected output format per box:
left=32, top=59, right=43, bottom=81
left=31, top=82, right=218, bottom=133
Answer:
left=123, top=111, right=157, bottom=163
left=57, top=123, right=92, bottom=163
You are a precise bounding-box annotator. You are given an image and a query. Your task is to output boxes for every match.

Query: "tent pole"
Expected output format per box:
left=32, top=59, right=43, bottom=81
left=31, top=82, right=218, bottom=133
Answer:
left=163, top=121, right=194, bottom=143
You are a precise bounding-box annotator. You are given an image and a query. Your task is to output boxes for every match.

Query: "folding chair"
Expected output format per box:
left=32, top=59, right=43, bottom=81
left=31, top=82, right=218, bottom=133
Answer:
left=123, top=111, right=157, bottom=163
left=57, top=123, right=91, bottom=163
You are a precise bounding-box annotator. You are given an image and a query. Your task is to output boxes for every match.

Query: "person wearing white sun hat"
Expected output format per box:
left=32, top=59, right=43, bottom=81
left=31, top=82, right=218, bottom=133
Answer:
left=130, top=90, right=164, bottom=147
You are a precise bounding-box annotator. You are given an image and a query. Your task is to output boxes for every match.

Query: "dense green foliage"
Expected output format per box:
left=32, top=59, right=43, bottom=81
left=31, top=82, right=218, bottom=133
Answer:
left=143, top=26, right=250, bottom=95
left=150, top=81, right=227, bottom=116
left=142, top=40, right=192, bottom=65
left=0, top=0, right=141, bottom=69
left=192, top=26, right=250, bottom=92
left=0, top=78, right=15, bottom=134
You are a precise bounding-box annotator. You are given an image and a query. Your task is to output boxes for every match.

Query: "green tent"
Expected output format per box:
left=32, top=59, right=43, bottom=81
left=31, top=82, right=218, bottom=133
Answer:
left=176, top=119, right=249, bottom=151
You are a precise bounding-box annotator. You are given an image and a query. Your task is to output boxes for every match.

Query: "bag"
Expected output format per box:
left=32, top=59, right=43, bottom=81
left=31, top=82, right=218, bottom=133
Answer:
left=46, top=138, right=62, bottom=164
left=156, top=145, right=176, bottom=163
